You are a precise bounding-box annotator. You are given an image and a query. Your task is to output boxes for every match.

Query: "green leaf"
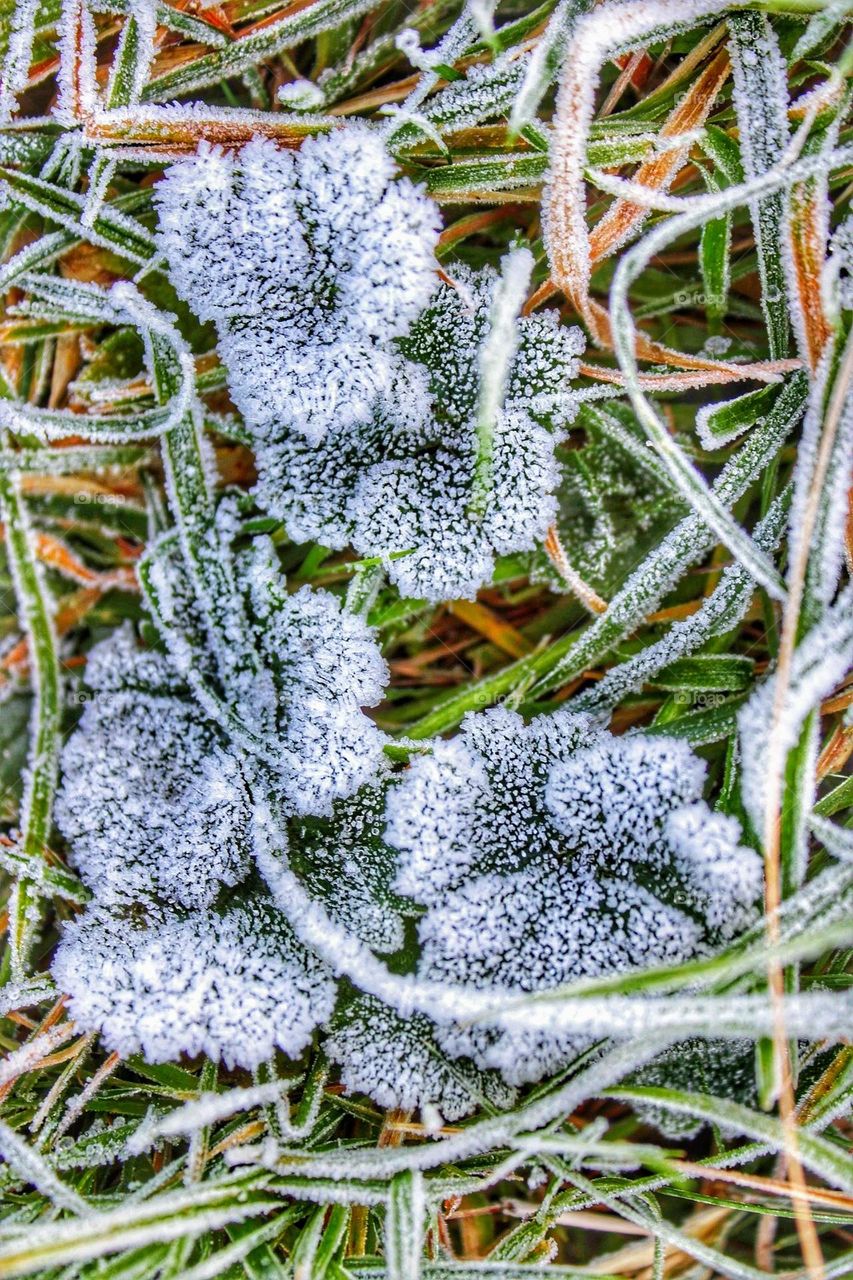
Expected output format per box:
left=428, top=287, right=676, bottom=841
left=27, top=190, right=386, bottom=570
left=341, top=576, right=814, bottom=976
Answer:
left=385, top=1171, right=425, bottom=1280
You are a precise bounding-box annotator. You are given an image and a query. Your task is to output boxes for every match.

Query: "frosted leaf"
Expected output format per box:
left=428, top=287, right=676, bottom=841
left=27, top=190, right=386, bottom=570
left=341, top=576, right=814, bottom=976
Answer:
left=240, top=541, right=389, bottom=816
left=533, top=405, right=685, bottom=595
left=630, top=1039, right=756, bottom=1139
left=154, top=126, right=441, bottom=444
left=254, top=269, right=585, bottom=602
left=388, top=705, right=601, bottom=903
left=665, top=805, right=763, bottom=941
left=386, top=708, right=763, bottom=1084
left=148, top=533, right=390, bottom=817
left=288, top=772, right=407, bottom=955
left=52, top=893, right=336, bottom=1069
left=56, top=627, right=252, bottom=910
left=545, top=736, right=706, bottom=868
left=325, top=995, right=514, bottom=1121
left=419, top=858, right=702, bottom=1085
left=392, top=51, right=531, bottom=142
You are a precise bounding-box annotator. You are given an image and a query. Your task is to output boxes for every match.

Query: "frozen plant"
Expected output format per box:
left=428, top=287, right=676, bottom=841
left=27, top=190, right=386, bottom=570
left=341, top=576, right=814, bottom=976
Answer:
left=52, top=893, right=336, bottom=1069
left=154, top=125, right=441, bottom=444
left=56, top=626, right=253, bottom=910
left=325, top=994, right=515, bottom=1122
left=536, top=404, right=686, bottom=596
left=147, top=533, right=390, bottom=817
left=254, top=266, right=585, bottom=601
left=386, top=707, right=763, bottom=1085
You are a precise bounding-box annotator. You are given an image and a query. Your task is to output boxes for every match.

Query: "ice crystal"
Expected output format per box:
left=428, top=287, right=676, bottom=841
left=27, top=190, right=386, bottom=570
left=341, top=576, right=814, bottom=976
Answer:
left=239, top=541, right=390, bottom=816
left=154, top=126, right=441, bottom=444
left=56, top=627, right=252, bottom=910
left=52, top=893, right=336, bottom=1069
left=386, top=707, right=763, bottom=1083
left=254, top=268, right=585, bottom=601
left=631, top=1039, right=757, bottom=1138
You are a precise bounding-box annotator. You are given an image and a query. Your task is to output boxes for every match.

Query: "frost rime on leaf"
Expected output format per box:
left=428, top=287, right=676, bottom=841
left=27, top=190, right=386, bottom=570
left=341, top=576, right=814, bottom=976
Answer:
left=287, top=773, right=406, bottom=955
left=536, top=405, right=686, bottom=595
left=148, top=533, right=390, bottom=817
left=239, top=541, right=390, bottom=816
left=56, top=626, right=252, bottom=910
left=154, top=126, right=441, bottom=444
left=52, top=894, right=336, bottom=1069
left=325, top=995, right=515, bottom=1122
left=254, top=269, right=585, bottom=602
left=386, top=707, right=764, bottom=1084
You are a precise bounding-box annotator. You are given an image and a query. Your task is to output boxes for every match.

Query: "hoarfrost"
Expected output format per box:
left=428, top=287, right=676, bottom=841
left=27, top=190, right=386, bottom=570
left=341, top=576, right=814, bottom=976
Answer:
left=154, top=126, right=440, bottom=444
left=287, top=772, right=406, bottom=955
left=387, top=707, right=763, bottom=1083
left=148, top=534, right=390, bottom=818
left=56, top=627, right=252, bottom=910
left=326, top=995, right=515, bottom=1121
left=254, top=268, right=584, bottom=601
left=52, top=894, right=336, bottom=1069
left=739, top=584, right=853, bottom=840
left=239, top=541, right=389, bottom=816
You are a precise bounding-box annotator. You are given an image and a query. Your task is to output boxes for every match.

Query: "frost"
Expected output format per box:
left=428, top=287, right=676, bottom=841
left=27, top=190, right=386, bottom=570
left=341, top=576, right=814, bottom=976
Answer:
left=575, top=491, right=790, bottom=712
left=238, top=541, right=390, bottom=816
left=739, top=584, right=853, bottom=843
left=154, top=126, right=441, bottom=444
left=56, top=628, right=253, bottom=910
left=325, top=995, right=514, bottom=1121
left=52, top=893, right=336, bottom=1069
left=533, top=405, right=685, bottom=595
left=630, top=1039, right=756, bottom=1138
left=254, top=268, right=585, bottom=601
left=287, top=772, right=407, bottom=955
left=544, top=735, right=706, bottom=864
left=148, top=533, right=390, bottom=818
left=387, top=707, right=763, bottom=1084
left=389, top=705, right=599, bottom=903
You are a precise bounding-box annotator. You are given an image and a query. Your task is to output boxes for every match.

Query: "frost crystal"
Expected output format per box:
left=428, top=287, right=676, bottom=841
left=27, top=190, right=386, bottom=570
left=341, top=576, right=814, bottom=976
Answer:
left=52, top=894, right=336, bottom=1069
left=631, top=1039, right=757, bottom=1138
left=56, top=627, right=252, bottom=910
left=254, top=268, right=585, bottom=601
left=537, top=405, right=685, bottom=595
left=387, top=708, right=763, bottom=1083
left=154, top=126, right=441, bottom=444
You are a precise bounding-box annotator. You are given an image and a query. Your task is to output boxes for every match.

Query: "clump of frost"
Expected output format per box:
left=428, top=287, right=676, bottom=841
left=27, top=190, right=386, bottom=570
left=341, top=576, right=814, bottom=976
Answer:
left=56, top=626, right=252, bottom=910
left=254, top=268, right=585, bottom=601
left=52, top=894, right=336, bottom=1069
left=386, top=708, right=763, bottom=1085
left=325, top=995, right=515, bottom=1122
left=154, top=126, right=440, bottom=444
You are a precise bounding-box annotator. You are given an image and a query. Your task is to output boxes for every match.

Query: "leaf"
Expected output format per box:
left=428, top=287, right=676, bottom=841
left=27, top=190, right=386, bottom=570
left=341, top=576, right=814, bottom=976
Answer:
left=386, top=1171, right=426, bottom=1280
